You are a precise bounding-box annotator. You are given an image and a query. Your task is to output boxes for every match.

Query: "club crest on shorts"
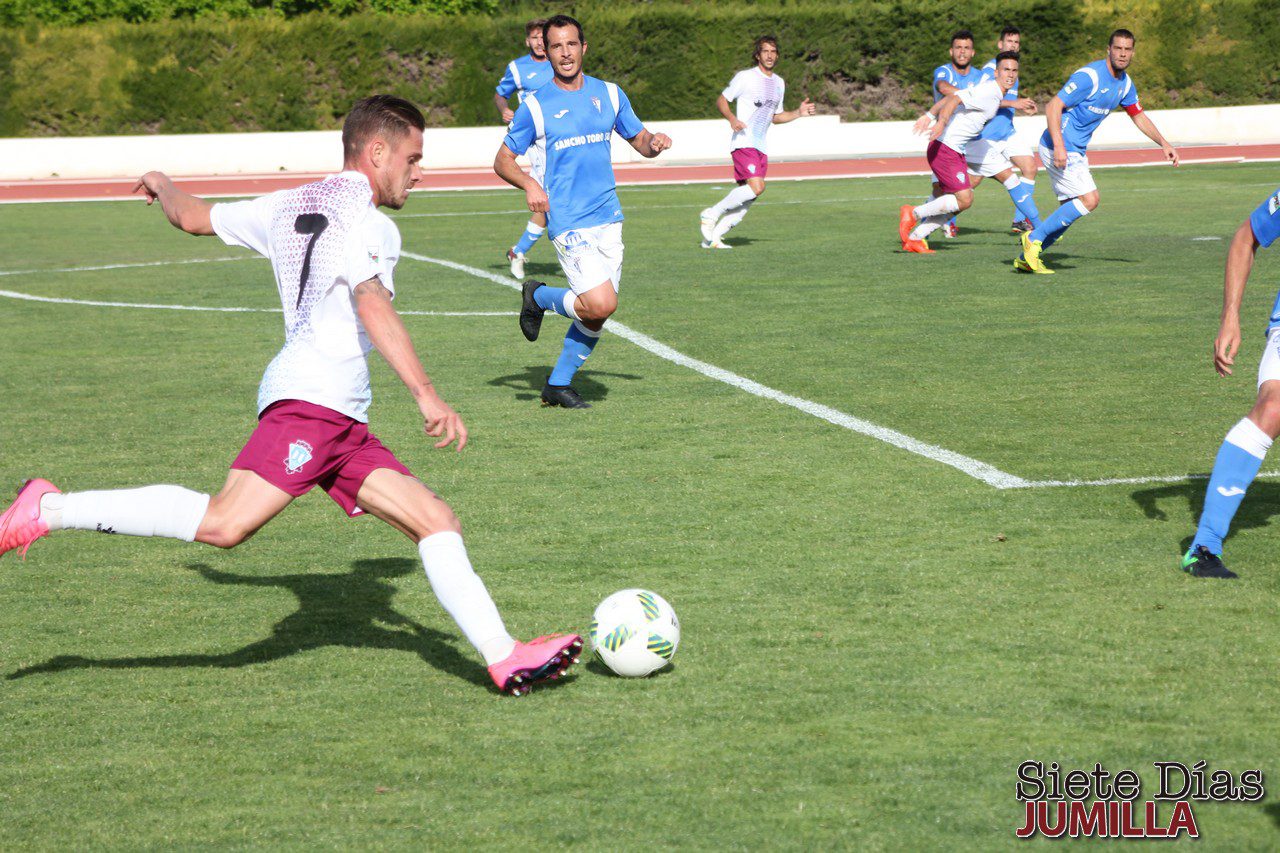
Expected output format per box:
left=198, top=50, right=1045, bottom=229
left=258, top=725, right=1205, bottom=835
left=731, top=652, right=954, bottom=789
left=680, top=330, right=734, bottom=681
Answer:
left=956, top=171, right=966, bottom=184
left=285, top=439, right=314, bottom=475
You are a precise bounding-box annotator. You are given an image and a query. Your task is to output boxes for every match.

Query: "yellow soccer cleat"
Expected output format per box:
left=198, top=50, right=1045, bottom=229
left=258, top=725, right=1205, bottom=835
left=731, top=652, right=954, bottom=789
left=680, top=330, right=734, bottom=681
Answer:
left=1017, top=232, right=1054, bottom=274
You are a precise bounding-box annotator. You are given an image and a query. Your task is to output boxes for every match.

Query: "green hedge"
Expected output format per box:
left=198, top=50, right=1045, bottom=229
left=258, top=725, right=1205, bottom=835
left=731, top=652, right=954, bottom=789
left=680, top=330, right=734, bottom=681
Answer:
left=2, top=0, right=1277, bottom=137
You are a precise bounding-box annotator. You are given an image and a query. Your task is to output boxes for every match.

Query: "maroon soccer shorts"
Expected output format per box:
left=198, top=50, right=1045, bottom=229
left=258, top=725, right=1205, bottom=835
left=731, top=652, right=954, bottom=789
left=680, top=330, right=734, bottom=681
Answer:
left=927, top=139, right=971, bottom=194
left=232, top=399, right=413, bottom=517
left=732, top=147, right=769, bottom=182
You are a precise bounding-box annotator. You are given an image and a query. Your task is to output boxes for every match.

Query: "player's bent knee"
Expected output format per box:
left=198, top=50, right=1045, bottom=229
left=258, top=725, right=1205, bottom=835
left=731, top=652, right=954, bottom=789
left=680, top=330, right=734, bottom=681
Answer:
left=955, top=191, right=974, bottom=211
left=195, top=519, right=256, bottom=549
left=1080, top=192, right=1100, bottom=211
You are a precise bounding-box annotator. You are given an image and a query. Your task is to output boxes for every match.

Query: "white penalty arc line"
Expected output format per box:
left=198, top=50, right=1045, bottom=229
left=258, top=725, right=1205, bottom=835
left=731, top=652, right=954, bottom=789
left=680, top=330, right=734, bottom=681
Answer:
left=402, top=250, right=1031, bottom=489
left=0, top=288, right=513, bottom=317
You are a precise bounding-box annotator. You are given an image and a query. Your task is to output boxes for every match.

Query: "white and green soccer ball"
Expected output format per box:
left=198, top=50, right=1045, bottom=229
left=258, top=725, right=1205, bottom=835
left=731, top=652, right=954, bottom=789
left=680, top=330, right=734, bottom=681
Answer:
left=589, top=589, right=680, bottom=677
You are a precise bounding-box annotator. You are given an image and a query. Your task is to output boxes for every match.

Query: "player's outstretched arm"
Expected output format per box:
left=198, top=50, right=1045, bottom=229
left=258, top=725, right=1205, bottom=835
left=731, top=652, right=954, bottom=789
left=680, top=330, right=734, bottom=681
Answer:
left=354, top=277, right=468, bottom=450
left=773, top=99, right=817, bottom=124
left=1214, top=219, right=1261, bottom=377
left=494, top=145, right=548, bottom=213
left=626, top=129, right=672, bottom=159
left=1130, top=112, right=1179, bottom=166
left=917, top=94, right=959, bottom=140
left=134, top=171, right=214, bottom=235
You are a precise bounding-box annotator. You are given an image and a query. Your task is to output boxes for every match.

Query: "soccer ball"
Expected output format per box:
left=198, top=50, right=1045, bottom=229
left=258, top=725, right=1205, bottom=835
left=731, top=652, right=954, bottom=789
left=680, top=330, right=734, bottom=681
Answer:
left=589, top=589, right=680, bottom=677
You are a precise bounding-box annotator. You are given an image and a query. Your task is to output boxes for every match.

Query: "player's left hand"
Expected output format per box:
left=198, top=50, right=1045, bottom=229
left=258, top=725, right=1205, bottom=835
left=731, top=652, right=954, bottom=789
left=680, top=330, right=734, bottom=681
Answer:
left=421, top=395, right=468, bottom=451
left=1013, top=98, right=1037, bottom=115
left=1214, top=320, right=1240, bottom=377
left=798, top=99, right=816, bottom=117
left=133, top=171, right=172, bottom=204
left=1164, top=144, right=1180, bottom=167
left=911, top=114, right=932, bottom=136
left=650, top=133, right=672, bottom=155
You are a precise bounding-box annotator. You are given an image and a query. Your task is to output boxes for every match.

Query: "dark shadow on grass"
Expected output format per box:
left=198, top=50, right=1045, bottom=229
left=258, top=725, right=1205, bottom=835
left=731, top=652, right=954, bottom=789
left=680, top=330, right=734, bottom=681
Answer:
left=1130, top=480, right=1280, bottom=554
left=7, top=558, right=495, bottom=690
left=488, top=365, right=642, bottom=402
left=1261, top=801, right=1280, bottom=831
left=585, top=657, right=677, bottom=680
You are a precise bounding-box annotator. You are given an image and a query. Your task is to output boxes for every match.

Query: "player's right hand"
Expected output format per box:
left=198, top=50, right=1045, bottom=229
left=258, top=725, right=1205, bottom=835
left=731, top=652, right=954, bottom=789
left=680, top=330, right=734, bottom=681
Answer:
left=729, top=118, right=746, bottom=133
left=133, top=171, right=171, bottom=204
left=1053, top=148, right=1067, bottom=169
left=525, top=184, right=550, bottom=214
left=1214, top=322, right=1241, bottom=377
left=501, top=108, right=515, bottom=123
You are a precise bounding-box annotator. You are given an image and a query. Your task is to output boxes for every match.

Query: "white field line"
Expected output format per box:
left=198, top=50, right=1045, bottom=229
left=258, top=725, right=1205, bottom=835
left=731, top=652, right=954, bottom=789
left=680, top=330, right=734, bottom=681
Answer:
left=1014, top=471, right=1280, bottom=489
left=402, top=250, right=1031, bottom=489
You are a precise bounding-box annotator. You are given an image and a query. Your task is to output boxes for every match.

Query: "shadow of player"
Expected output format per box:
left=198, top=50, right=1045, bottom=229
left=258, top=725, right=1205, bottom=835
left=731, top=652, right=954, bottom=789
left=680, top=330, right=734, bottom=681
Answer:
left=1130, top=480, right=1280, bottom=553
left=488, top=365, right=642, bottom=403
left=8, top=558, right=490, bottom=689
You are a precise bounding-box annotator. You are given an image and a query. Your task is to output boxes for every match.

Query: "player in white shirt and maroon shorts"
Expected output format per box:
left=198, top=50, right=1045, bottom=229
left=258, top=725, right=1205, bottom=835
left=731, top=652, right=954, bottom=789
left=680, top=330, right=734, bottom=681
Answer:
left=0, top=96, right=581, bottom=696
left=698, top=35, right=815, bottom=249
left=898, top=51, right=1022, bottom=254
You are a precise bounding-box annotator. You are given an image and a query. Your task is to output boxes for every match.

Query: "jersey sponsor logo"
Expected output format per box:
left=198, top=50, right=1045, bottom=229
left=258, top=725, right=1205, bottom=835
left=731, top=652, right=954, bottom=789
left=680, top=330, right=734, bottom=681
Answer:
left=552, top=131, right=611, bottom=151
left=285, top=439, right=314, bottom=475
left=591, top=96, right=602, bottom=112
left=553, top=109, right=569, bottom=119
left=1269, top=192, right=1280, bottom=215
left=1064, top=81, right=1078, bottom=95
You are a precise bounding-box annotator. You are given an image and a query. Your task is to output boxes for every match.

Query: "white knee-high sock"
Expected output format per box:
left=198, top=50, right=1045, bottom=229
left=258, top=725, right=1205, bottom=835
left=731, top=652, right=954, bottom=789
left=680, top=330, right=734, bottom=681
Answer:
left=42, top=486, right=210, bottom=541
left=713, top=197, right=757, bottom=239
left=708, top=184, right=758, bottom=217
left=913, top=194, right=960, bottom=220
left=417, top=531, right=516, bottom=665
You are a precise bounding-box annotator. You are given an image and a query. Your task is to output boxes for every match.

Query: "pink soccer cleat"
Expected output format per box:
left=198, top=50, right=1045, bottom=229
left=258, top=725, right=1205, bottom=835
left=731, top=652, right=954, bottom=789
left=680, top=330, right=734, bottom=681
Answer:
left=488, top=633, right=583, bottom=696
left=0, top=478, right=60, bottom=560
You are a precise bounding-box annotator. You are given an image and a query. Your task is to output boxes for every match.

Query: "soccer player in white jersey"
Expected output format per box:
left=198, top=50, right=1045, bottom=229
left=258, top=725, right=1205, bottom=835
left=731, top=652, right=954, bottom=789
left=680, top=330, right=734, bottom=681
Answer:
left=898, top=51, right=1021, bottom=252
left=928, top=29, right=981, bottom=239
left=698, top=35, right=816, bottom=249
left=1016, top=29, right=1179, bottom=274
left=494, top=14, right=672, bottom=409
left=495, top=18, right=553, bottom=280
left=0, top=96, right=582, bottom=696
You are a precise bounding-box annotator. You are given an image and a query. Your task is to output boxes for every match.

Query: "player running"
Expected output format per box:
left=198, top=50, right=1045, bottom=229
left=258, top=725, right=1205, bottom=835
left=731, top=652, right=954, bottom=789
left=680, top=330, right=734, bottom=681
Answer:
left=1016, top=29, right=1179, bottom=274
left=1180, top=188, right=1280, bottom=579
left=928, top=29, right=982, bottom=239
left=965, top=26, right=1042, bottom=233
left=698, top=35, right=816, bottom=249
left=494, top=18, right=553, bottom=280
left=899, top=51, right=1021, bottom=253
left=0, top=96, right=582, bottom=696
left=494, top=14, right=672, bottom=410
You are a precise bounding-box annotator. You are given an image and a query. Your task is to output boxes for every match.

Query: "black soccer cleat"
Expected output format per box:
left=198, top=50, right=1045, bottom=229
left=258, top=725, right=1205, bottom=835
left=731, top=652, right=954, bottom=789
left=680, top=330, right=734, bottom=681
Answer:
left=1180, top=545, right=1238, bottom=579
left=520, top=280, right=547, bottom=342
left=541, top=383, right=591, bottom=409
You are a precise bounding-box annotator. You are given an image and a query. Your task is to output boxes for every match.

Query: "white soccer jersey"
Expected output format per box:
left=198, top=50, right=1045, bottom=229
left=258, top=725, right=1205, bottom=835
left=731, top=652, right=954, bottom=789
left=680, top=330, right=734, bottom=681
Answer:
left=938, top=79, right=1005, bottom=155
left=210, top=171, right=400, bottom=423
left=722, top=67, right=785, bottom=154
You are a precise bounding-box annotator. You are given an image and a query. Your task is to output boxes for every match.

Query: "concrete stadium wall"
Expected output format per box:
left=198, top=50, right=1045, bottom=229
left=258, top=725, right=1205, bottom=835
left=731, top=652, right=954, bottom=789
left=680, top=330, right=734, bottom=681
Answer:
left=4, top=104, right=1279, bottom=181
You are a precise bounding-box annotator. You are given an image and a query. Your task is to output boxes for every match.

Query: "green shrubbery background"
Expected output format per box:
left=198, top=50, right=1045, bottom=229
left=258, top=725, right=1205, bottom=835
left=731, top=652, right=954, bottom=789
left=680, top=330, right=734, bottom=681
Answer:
left=1, top=0, right=1277, bottom=137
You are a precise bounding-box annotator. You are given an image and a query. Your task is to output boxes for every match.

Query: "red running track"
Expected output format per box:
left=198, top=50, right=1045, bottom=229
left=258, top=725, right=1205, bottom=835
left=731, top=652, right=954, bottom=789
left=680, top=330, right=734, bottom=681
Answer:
left=3, top=143, right=1278, bottom=203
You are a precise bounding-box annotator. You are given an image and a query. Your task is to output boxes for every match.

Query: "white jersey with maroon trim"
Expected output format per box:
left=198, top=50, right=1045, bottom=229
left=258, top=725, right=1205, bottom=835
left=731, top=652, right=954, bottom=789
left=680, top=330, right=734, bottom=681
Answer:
left=722, top=67, right=785, bottom=154
left=210, top=171, right=400, bottom=423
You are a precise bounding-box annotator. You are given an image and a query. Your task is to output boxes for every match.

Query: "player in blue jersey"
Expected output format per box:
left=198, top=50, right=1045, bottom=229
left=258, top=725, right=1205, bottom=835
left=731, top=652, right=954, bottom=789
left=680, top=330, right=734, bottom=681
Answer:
left=928, top=30, right=981, bottom=238
left=1181, top=189, right=1280, bottom=579
left=964, top=26, right=1042, bottom=234
left=494, top=19, right=553, bottom=280
left=493, top=14, right=672, bottom=409
left=1016, top=29, right=1179, bottom=274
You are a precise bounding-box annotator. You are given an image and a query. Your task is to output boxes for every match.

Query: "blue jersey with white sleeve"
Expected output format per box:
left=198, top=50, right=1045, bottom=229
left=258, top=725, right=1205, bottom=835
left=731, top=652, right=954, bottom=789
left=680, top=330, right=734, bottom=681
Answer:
left=495, top=54, right=554, bottom=103
left=977, top=57, right=1018, bottom=142
left=932, top=63, right=980, bottom=102
left=503, top=75, right=646, bottom=239
left=1039, top=59, right=1139, bottom=154
left=1251, top=188, right=1280, bottom=333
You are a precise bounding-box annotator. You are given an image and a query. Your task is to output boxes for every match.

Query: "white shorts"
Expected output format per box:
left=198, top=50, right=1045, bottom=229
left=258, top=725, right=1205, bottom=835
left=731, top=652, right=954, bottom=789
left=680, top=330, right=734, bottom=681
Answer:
left=553, top=222, right=623, bottom=297
left=1257, top=328, right=1280, bottom=388
left=1039, top=143, right=1098, bottom=201
left=966, top=136, right=1035, bottom=177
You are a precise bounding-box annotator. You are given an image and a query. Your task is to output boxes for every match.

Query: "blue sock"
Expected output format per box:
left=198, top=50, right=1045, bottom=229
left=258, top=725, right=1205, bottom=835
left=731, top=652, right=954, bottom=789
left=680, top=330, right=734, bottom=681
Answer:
left=1192, top=418, right=1272, bottom=554
left=1031, top=198, right=1088, bottom=248
left=1007, top=179, right=1042, bottom=229
left=513, top=222, right=544, bottom=256
left=533, top=285, right=575, bottom=318
left=549, top=322, right=600, bottom=387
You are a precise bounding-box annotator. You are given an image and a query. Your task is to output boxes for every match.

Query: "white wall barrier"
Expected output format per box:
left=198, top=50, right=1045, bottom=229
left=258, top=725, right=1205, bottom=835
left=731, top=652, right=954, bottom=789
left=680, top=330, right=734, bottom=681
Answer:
left=4, top=103, right=1278, bottom=181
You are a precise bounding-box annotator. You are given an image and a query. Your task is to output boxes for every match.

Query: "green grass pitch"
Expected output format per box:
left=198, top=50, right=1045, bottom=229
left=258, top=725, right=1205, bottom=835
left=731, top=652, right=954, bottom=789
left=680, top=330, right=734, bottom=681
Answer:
left=2, top=163, right=1279, bottom=848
